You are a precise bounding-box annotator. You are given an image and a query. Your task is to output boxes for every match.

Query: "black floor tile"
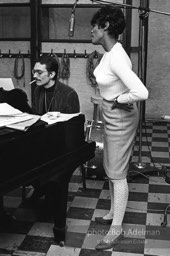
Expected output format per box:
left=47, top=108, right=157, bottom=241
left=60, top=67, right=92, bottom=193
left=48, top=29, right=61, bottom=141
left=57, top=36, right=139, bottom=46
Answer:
left=113, top=237, right=145, bottom=254
left=65, top=232, right=86, bottom=248
left=145, top=226, right=170, bottom=241
left=79, top=248, right=112, bottom=255
left=67, top=207, right=94, bottom=220
left=75, top=187, right=102, bottom=198
left=123, top=212, right=147, bottom=225
left=149, top=184, right=170, bottom=193
left=19, top=235, right=54, bottom=253
left=128, top=192, right=148, bottom=202
left=96, top=199, right=110, bottom=210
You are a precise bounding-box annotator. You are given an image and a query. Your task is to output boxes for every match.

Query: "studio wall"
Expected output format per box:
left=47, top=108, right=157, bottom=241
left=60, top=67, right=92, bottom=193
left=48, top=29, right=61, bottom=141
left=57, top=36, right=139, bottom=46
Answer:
left=0, top=2, right=31, bottom=103
left=146, top=0, right=170, bottom=118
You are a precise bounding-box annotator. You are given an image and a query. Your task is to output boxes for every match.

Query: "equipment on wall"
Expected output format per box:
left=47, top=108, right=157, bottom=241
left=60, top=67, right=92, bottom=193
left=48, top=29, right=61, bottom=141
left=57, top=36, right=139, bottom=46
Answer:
left=13, top=52, right=25, bottom=87
left=86, top=51, right=103, bottom=90
left=48, top=51, right=61, bottom=79
left=68, top=0, right=79, bottom=37
left=60, top=50, right=70, bottom=80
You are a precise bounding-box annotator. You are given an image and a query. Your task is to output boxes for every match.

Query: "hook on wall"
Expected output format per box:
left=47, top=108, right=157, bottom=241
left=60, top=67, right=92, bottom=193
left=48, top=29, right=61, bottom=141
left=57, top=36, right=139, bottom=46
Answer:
left=0, top=50, right=3, bottom=58
left=64, top=49, right=67, bottom=57
left=28, top=50, right=31, bottom=58
left=94, top=50, right=98, bottom=59
left=9, top=50, right=12, bottom=58
left=50, top=49, right=54, bottom=56
left=73, top=50, right=77, bottom=58
left=84, top=50, right=88, bottom=58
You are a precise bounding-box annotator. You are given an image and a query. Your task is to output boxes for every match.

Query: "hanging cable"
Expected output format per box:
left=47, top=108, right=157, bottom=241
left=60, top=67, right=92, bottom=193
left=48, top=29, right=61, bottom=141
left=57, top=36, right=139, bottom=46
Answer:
left=13, top=53, right=25, bottom=86
left=86, top=51, right=103, bottom=88
left=60, top=51, right=70, bottom=80
left=13, top=53, right=25, bottom=79
left=48, top=52, right=61, bottom=79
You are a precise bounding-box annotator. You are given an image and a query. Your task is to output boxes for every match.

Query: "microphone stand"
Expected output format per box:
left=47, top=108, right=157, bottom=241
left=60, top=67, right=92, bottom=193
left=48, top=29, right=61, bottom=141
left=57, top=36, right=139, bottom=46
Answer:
left=90, top=0, right=170, bottom=16
left=134, top=2, right=149, bottom=170
left=73, top=0, right=79, bottom=12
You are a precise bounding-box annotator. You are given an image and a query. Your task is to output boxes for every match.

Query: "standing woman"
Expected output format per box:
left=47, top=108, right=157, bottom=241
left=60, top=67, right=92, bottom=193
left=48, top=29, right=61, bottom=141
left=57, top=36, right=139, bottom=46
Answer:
left=91, top=6, right=148, bottom=251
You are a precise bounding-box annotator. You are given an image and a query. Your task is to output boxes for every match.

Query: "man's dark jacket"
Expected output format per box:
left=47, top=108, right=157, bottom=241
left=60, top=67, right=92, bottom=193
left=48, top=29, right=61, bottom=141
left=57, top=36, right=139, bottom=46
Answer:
left=32, top=80, right=80, bottom=115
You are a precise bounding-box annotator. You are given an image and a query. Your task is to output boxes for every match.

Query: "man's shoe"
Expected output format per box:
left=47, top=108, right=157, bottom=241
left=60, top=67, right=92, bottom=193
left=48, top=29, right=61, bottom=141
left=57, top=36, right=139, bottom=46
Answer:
left=95, top=216, right=112, bottom=225
left=95, top=234, right=123, bottom=251
left=53, top=226, right=66, bottom=246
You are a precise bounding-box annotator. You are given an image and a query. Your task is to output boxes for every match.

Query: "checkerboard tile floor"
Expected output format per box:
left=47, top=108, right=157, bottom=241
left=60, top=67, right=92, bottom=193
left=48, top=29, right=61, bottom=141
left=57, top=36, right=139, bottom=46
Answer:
left=0, top=121, right=170, bottom=256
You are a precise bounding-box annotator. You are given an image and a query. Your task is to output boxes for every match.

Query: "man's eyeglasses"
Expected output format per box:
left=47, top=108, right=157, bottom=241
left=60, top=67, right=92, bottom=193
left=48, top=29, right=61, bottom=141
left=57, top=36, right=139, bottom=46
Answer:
left=32, top=69, right=47, bottom=76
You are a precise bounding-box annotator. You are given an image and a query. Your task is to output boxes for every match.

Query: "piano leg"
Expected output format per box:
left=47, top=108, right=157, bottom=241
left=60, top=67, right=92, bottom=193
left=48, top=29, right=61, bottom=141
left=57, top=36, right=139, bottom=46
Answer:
left=45, top=180, right=69, bottom=243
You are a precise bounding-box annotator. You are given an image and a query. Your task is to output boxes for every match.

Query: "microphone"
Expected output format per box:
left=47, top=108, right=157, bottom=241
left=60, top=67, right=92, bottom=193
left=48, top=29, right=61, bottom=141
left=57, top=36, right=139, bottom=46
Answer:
left=68, top=12, right=75, bottom=37
left=68, top=0, right=79, bottom=37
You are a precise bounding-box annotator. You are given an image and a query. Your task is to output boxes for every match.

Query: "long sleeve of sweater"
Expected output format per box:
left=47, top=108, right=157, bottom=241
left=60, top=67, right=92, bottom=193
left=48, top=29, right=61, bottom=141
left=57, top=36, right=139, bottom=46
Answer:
left=112, top=60, right=149, bottom=104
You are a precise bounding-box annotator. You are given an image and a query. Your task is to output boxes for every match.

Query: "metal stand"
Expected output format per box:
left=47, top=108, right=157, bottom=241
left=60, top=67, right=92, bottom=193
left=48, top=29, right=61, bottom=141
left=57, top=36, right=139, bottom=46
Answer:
left=134, top=3, right=149, bottom=169
left=84, top=120, right=97, bottom=170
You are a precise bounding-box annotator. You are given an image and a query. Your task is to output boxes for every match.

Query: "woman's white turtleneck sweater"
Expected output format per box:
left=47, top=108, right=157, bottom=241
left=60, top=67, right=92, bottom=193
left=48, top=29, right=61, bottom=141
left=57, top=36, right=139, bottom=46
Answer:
left=94, top=42, right=148, bottom=104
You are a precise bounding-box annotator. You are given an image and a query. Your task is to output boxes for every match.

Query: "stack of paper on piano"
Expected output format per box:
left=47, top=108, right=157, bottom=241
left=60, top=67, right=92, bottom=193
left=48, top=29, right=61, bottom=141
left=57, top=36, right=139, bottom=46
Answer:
left=41, top=112, right=81, bottom=125
left=0, top=103, right=40, bottom=131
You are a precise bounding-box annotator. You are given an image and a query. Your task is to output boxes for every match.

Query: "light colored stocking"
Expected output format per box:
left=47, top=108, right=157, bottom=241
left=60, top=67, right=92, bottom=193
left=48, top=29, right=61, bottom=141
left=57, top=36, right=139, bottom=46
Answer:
left=103, top=179, right=114, bottom=220
left=103, top=178, right=129, bottom=243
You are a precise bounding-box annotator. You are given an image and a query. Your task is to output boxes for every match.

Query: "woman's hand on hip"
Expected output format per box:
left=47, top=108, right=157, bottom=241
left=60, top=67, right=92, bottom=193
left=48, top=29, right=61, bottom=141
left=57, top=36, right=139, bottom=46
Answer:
left=111, top=101, right=134, bottom=112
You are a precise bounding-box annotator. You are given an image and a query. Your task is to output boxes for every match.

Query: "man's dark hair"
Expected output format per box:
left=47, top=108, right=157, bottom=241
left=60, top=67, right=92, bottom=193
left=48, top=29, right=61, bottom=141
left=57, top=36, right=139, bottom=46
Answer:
left=37, top=54, right=59, bottom=81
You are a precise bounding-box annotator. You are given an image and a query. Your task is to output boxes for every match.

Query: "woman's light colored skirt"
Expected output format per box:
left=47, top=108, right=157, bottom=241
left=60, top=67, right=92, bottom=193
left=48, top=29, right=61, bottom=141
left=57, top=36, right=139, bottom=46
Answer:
left=102, top=99, right=139, bottom=180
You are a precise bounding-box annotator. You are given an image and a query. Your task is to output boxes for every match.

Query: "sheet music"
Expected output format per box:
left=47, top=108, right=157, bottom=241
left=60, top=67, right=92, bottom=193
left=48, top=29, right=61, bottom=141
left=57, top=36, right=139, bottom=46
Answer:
left=0, top=103, right=34, bottom=128
left=6, top=115, right=40, bottom=131
left=0, top=114, right=34, bottom=128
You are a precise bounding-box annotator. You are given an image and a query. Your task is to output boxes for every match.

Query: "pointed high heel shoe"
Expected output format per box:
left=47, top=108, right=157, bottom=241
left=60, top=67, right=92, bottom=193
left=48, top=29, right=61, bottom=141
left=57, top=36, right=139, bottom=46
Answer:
left=95, top=233, right=123, bottom=251
left=95, top=216, right=112, bottom=225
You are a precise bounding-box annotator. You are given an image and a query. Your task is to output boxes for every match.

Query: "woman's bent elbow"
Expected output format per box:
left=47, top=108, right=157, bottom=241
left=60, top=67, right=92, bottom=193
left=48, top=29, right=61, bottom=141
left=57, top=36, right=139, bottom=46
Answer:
left=144, top=90, right=149, bottom=100
left=141, top=88, right=149, bottom=101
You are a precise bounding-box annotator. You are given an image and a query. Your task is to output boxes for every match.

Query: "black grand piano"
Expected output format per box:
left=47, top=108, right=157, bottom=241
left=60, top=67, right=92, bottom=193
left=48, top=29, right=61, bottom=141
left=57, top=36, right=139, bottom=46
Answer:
left=0, top=88, right=96, bottom=243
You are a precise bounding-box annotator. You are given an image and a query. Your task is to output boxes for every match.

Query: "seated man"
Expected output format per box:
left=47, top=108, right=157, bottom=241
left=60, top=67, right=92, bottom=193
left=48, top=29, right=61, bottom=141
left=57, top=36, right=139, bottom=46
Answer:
left=29, top=54, right=80, bottom=245
left=32, top=54, right=80, bottom=115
